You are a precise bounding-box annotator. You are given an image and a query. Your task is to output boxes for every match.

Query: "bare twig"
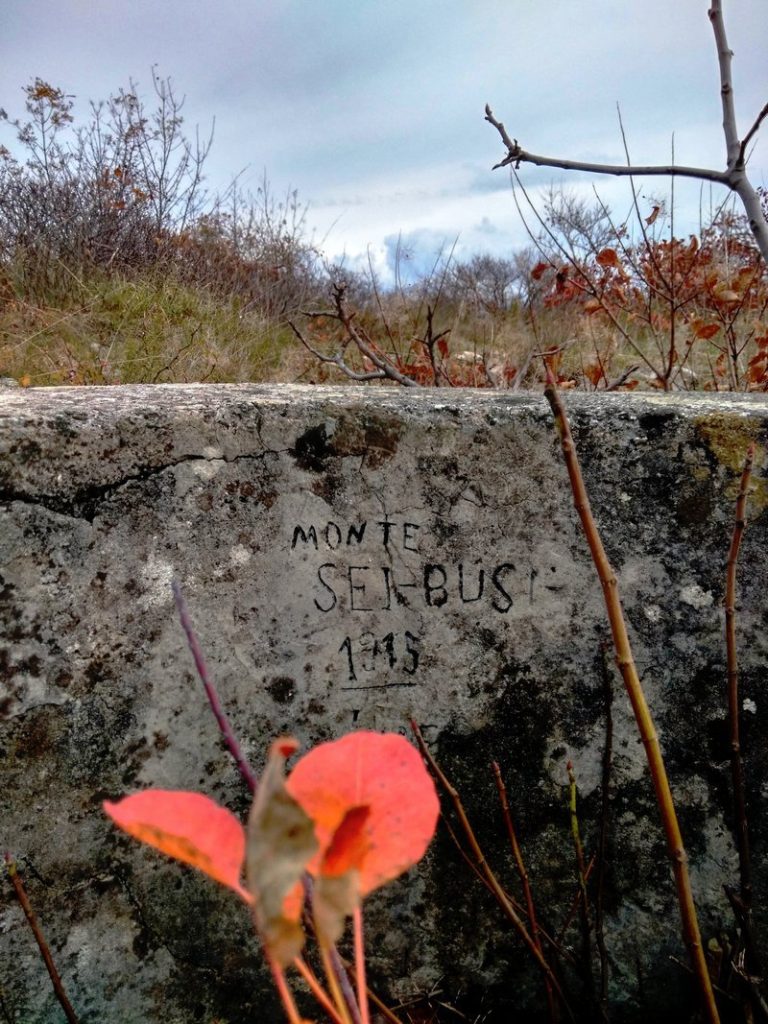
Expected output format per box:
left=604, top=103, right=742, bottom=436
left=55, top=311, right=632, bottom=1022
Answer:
left=411, top=722, right=574, bottom=1022
left=724, top=444, right=755, bottom=910
left=739, top=101, right=768, bottom=168
left=595, top=646, right=614, bottom=1013
left=4, top=854, right=80, bottom=1024
left=172, top=583, right=367, bottom=1024
left=542, top=369, right=720, bottom=1024
left=288, top=319, right=395, bottom=383
left=486, top=1, right=768, bottom=264
left=604, top=364, right=640, bottom=391
left=492, top=762, right=556, bottom=1023
left=706, top=1, right=768, bottom=260
left=292, top=283, right=422, bottom=387
left=172, top=580, right=259, bottom=793
left=485, top=106, right=729, bottom=184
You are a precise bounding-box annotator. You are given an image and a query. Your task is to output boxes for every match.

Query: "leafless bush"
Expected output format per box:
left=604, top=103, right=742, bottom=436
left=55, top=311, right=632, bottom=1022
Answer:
left=0, top=74, right=319, bottom=318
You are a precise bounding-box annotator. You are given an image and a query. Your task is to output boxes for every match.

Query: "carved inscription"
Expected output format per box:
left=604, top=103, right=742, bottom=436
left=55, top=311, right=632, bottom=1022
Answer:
left=290, top=515, right=515, bottom=692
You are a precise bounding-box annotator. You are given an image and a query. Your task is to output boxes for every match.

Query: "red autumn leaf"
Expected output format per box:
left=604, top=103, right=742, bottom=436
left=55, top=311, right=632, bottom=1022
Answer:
left=104, top=790, right=251, bottom=903
left=312, top=805, right=372, bottom=944
left=285, top=732, right=439, bottom=898
left=645, top=205, right=661, bottom=226
left=583, top=362, right=605, bottom=387
left=321, top=805, right=371, bottom=877
left=755, top=334, right=768, bottom=351
left=531, top=261, right=550, bottom=281
left=596, top=248, right=621, bottom=269
left=437, top=337, right=449, bottom=359
left=691, top=321, right=721, bottom=340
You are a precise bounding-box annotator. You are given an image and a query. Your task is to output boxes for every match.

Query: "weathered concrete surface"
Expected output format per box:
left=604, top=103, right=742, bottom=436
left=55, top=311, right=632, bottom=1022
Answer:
left=1, top=384, right=767, bottom=1023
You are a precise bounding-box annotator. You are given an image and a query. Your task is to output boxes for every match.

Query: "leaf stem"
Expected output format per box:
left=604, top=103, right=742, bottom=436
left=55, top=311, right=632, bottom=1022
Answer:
left=267, top=954, right=304, bottom=1024
left=353, top=907, right=371, bottom=1024
left=292, top=956, right=345, bottom=1024
left=318, top=937, right=355, bottom=1024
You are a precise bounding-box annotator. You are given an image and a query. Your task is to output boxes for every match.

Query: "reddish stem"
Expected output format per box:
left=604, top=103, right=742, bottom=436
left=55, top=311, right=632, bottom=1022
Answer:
left=4, top=854, right=80, bottom=1024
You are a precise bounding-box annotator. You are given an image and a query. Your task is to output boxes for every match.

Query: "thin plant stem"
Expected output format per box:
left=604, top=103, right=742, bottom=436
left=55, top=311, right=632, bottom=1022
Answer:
left=353, top=908, right=370, bottom=1024
left=411, top=722, right=575, bottom=1023
left=567, top=762, right=590, bottom=918
left=595, top=646, right=614, bottom=1013
left=318, top=938, right=355, bottom=1024
left=4, top=855, right=80, bottom=1024
left=174, top=584, right=362, bottom=1022
left=172, top=580, right=258, bottom=793
left=492, top=762, right=556, bottom=1023
left=556, top=856, right=596, bottom=947
left=567, top=763, right=602, bottom=1020
left=362, top=984, right=406, bottom=1024
left=303, top=878, right=361, bottom=1024
left=293, top=957, right=345, bottom=1024
left=724, top=444, right=755, bottom=911
left=268, top=954, right=305, bottom=1024
left=543, top=365, right=720, bottom=1024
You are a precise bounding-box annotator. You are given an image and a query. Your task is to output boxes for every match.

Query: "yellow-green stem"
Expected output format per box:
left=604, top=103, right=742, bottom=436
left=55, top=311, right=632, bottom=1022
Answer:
left=319, top=936, right=355, bottom=1024
left=543, top=366, right=720, bottom=1024
left=293, top=956, right=345, bottom=1024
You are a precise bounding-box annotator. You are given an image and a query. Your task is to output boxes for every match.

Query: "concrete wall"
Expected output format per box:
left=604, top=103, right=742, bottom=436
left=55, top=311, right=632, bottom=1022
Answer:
left=1, top=384, right=767, bottom=1022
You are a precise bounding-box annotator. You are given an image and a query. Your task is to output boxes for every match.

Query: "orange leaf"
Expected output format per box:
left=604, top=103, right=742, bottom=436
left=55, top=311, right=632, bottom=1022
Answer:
left=583, top=362, right=605, bottom=386
left=104, top=790, right=251, bottom=903
left=531, top=261, right=550, bottom=281
left=755, top=334, right=768, bottom=351
left=437, top=337, right=449, bottom=359
left=583, top=298, right=602, bottom=315
left=645, top=205, right=661, bottom=226
left=691, top=321, right=721, bottom=340
left=312, top=805, right=372, bottom=943
left=246, top=737, right=318, bottom=966
left=321, top=805, right=371, bottom=877
left=596, top=248, right=621, bottom=269
left=748, top=364, right=767, bottom=383
left=286, top=732, right=439, bottom=898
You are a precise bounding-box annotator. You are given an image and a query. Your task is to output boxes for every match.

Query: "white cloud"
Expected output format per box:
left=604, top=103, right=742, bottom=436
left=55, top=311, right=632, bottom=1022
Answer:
left=2, top=0, right=766, bottom=270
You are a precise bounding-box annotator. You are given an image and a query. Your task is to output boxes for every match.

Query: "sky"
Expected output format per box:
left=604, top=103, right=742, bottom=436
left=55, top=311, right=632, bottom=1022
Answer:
left=3, top=1, right=767, bottom=282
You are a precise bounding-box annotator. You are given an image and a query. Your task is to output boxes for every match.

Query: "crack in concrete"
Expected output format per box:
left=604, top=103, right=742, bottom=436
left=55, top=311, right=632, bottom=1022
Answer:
left=0, top=449, right=284, bottom=524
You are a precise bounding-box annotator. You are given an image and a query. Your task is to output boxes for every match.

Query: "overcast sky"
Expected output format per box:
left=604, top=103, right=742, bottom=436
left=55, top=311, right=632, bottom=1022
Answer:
left=3, top=1, right=767, bottom=281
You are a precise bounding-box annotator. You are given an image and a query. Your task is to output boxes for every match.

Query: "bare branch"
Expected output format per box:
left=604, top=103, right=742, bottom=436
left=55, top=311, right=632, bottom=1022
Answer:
left=739, top=100, right=768, bottom=167
left=486, top=1, right=768, bottom=265
left=485, top=106, right=729, bottom=185
left=287, top=319, right=393, bottom=383
left=708, top=1, right=741, bottom=167
left=288, top=285, right=422, bottom=387
left=328, top=283, right=421, bottom=387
